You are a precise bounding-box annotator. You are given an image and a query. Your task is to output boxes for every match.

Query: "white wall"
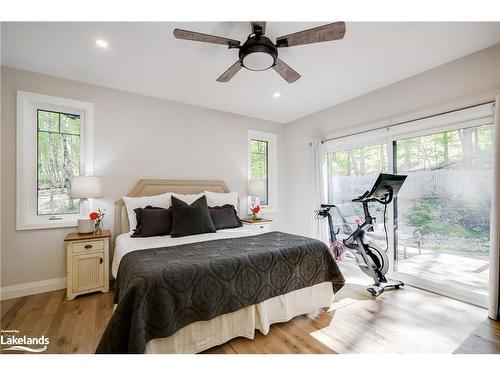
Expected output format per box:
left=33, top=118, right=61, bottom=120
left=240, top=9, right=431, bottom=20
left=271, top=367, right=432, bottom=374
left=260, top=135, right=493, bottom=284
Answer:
left=1, top=66, right=285, bottom=288
left=283, top=43, right=500, bottom=236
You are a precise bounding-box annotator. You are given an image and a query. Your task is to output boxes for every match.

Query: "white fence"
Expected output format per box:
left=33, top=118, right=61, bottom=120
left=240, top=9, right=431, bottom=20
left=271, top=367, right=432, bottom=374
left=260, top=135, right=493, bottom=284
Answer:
left=328, top=169, right=493, bottom=203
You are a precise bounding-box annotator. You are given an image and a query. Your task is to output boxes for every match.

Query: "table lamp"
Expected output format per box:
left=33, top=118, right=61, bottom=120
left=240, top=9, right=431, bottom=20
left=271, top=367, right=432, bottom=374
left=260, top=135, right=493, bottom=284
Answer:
left=248, top=180, right=266, bottom=220
left=248, top=180, right=266, bottom=204
left=70, top=176, right=103, bottom=233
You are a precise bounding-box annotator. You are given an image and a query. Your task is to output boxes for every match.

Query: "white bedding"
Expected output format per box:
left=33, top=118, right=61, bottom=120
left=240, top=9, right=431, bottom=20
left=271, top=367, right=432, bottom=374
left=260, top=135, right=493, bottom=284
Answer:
left=112, top=226, right=261, bottom=278
left=144, top=281, right=334, bottom=354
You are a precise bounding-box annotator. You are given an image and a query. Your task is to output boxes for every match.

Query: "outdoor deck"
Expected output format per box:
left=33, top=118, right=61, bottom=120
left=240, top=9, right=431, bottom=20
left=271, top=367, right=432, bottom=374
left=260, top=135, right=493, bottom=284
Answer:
left=341, top=243, right=489, bottom=303
left=396, top=246, right=489, bottom=298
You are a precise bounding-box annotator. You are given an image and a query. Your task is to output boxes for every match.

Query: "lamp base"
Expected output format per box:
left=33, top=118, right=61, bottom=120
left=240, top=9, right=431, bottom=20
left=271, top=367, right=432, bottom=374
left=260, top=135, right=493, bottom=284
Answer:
left=77, top=219, right=94, bottom=234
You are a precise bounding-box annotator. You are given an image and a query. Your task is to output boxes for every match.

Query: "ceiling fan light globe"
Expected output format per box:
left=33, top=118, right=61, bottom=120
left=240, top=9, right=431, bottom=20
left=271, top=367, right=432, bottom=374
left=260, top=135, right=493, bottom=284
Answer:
left=242, top=52, right=275, bottom=71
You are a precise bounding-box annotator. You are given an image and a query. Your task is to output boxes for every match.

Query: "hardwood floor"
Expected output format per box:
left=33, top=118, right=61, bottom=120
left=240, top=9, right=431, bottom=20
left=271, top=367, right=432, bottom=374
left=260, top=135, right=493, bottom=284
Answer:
left=1, top=266, right=499, bottom=354
left=1, top=289, right=114, bottom=354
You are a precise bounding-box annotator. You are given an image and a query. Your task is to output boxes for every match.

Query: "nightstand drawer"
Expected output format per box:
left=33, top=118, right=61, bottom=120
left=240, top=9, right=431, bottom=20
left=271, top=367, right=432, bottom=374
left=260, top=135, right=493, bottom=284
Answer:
left=244, top=222, right=273, bottom=233
left=72, top=239, right=105, bottom=253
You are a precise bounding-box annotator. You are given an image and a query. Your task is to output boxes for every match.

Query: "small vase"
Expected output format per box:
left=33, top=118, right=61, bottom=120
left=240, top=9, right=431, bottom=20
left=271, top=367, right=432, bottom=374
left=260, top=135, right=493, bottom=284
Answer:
left=94, top=221, right=102, bottom=235
left=252, top=212, right=262, bottom=221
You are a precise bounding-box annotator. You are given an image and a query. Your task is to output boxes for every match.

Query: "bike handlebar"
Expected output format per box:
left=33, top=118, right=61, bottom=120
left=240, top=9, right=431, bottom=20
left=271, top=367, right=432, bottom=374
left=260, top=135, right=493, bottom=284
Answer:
left=351, top=187, right=394, bottom=205
left=351, top=191, right=370, bottom=202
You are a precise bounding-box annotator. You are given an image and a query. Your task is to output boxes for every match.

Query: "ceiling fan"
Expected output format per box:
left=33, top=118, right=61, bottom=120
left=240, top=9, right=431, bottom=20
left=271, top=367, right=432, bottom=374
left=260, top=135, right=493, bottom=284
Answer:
left=173, top=21, right=346, bottom=84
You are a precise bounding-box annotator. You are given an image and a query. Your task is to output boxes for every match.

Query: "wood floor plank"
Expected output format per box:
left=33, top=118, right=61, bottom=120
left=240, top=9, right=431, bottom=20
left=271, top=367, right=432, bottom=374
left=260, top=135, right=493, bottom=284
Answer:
left=93, top=291, right=114, bottom=352
left=69, top=294, right=97, bottom=353
left=1, top=297, right=21, bottom=320
left=19, top=292, right=53, bottom=336
left=455, top=318, right=500, bottom=354
left=44, top=294, right=80, bottom=354
left=203, top=343, right=237, bottom=354
left=43, top=290, right=65, bottom=317
left=1, top=296, right=28, bottom=328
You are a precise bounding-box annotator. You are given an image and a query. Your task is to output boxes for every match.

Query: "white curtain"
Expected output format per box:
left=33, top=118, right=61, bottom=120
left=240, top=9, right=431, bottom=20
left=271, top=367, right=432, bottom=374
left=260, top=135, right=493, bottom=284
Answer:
left=489, top=95, right=500, bottom=321
left=309, top=140, right=329, bottom=245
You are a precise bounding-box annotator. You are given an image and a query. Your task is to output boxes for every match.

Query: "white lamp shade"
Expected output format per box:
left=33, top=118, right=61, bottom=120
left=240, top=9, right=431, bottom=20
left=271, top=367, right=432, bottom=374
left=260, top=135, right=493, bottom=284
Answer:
left=70, top=176, right=103, bottom=199
left=248, top=180, right=266, bottom=197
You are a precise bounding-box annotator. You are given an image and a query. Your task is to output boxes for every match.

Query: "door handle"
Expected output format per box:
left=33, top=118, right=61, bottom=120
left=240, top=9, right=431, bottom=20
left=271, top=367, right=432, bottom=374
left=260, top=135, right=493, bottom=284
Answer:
left=99, top=257, right=103, bottom=264
left=84, top=244, right=92, bottom=249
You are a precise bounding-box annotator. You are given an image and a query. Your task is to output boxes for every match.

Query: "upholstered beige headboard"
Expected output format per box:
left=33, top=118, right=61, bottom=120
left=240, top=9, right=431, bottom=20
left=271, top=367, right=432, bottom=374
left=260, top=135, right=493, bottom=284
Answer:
left=115, top=179, right=231, bottom=236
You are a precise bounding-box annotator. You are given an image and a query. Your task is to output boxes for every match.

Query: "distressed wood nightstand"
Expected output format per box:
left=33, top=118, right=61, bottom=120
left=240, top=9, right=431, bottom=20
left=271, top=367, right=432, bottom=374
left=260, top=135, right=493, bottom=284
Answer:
left=64, top=230, right=111, bottom=300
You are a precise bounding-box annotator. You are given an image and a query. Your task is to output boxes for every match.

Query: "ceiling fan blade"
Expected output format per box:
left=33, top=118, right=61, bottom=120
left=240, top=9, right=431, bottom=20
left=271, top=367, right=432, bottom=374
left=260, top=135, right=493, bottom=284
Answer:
left=276, top=21, right=346, bottom=47
left=216, top=61, right=243, bottom=82
left=272, top=58, right=301, bottom=84
left=173, top=29, right=240, bottom=47
left=251, top=21, right=266, bottom=35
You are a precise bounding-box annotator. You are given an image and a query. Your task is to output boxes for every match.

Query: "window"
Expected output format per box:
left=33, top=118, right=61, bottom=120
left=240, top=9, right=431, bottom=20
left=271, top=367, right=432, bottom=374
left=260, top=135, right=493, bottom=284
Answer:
left=250, top=139, right=269, bottom=205
left=323, top=102, right=494, bottom=306
left=326, top=142, right=388, bottom=249
left=17, top=91, right=94, bottom=230
left=394, top=122, right=493, bottom=302
left=37, top=110, right=81, bottom=215
left=247, top=130, right=278, bottom=211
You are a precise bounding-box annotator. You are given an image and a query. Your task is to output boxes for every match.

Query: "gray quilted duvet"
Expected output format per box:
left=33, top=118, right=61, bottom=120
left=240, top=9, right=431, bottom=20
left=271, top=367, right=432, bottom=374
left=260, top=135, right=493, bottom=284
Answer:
left=96, top=231, right=345, bottom=353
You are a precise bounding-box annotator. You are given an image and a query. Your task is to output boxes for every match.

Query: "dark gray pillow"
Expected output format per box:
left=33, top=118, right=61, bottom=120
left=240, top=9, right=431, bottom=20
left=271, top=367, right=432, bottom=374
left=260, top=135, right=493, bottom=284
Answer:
left=209, top=204, right=242, bottom=230
left=170, top=195, right=216, bottom=238
left=132, top=205, right=173, bottom=237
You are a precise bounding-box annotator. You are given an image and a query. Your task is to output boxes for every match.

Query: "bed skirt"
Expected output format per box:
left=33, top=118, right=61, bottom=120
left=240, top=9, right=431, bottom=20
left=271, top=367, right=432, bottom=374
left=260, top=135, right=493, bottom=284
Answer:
left=143, top=281, right=334, bottom=354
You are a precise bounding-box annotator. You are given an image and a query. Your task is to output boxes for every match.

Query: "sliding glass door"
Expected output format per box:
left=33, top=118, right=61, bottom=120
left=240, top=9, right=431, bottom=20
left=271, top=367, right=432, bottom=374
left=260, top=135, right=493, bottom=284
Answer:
left=324, top=103, right=494, bottom=306
left=393, top=122, right=494, bottom=305
left=326, top=142, right=389, bottom=262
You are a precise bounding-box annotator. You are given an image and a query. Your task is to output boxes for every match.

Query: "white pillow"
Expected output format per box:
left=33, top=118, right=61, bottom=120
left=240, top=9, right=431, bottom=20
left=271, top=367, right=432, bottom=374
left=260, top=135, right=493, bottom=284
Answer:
left=171, top=192, right=204, bottom=205
left=122, top=192, right=171, bottom=231
left=204, top=190, right=238, bottom=207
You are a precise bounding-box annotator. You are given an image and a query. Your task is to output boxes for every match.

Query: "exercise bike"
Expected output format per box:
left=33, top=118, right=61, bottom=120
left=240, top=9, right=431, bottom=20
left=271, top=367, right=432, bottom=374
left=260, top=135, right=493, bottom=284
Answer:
left=316, top=173, right=407, bottom=297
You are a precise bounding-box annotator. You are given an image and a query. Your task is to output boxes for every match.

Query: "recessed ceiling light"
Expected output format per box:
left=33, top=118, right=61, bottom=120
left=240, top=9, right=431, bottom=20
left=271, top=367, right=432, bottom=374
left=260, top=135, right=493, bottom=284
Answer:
left=95, top=39, right=109, bottom=49
left=273, top=92, right=281, bottom=98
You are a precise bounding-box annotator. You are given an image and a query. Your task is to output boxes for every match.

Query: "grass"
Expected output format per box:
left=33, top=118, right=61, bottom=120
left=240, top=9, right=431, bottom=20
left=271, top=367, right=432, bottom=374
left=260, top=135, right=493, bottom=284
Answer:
left=404, top=198, right=490, bottom=240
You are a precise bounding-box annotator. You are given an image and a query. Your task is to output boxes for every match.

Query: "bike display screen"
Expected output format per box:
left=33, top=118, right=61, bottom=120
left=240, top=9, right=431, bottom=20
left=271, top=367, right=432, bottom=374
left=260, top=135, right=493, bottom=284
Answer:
left=366, top=173, right=407, bottom=200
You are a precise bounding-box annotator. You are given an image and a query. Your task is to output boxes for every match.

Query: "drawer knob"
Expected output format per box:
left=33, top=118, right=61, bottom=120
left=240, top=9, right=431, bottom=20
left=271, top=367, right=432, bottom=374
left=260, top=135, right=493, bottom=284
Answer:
left=99, top=257, right=103, bottom=264
left=84, top=244, right=93, bottom=249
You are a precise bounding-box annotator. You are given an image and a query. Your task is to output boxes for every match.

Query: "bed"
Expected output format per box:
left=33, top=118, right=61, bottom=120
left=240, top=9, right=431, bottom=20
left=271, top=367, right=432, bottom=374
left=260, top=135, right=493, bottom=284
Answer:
left=97, top=179, right=345, bottom=354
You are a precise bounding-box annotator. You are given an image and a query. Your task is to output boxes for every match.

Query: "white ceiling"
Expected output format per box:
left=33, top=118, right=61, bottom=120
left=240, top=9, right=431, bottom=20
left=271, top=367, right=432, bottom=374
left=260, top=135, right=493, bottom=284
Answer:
left=2, top=22, right=500, bottom=123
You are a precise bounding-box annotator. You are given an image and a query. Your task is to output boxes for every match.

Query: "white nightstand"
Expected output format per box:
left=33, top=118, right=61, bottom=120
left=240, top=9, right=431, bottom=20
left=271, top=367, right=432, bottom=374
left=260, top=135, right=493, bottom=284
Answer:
left=241, top=218, right=273, bottom=233
left=64, top=230, right=110, bottom=300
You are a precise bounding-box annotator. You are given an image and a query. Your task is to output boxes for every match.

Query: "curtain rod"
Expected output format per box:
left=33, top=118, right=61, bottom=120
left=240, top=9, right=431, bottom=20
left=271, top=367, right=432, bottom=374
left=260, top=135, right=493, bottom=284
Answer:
left=321, top=100, right=496, bottom=144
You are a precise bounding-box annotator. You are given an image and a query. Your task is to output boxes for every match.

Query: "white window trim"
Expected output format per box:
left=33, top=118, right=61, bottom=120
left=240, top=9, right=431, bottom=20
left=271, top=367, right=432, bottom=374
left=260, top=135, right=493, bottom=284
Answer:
left=16, top=91, right=94, bottom=230
left=247, top=129, right=278, bottom=213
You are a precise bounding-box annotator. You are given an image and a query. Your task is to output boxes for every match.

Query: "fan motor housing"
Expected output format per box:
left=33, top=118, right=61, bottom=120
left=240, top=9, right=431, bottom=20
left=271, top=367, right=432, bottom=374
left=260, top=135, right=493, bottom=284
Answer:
left=239, top=35, right=278, bottom=71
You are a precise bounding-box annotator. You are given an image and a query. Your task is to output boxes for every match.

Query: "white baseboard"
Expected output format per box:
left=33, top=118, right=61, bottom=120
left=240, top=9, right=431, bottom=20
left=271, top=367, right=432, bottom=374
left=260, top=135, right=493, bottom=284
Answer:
left=0, top=277, right=66, bottom=301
